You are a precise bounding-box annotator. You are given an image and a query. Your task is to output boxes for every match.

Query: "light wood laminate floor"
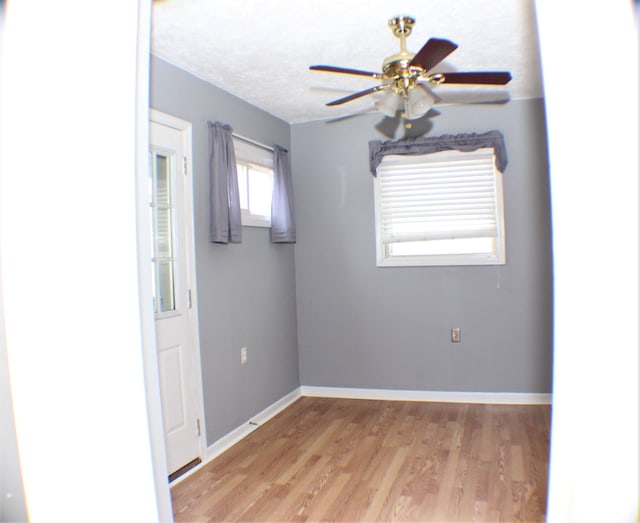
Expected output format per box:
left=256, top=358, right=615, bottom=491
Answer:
left=171, top=397, right=550, bottom=522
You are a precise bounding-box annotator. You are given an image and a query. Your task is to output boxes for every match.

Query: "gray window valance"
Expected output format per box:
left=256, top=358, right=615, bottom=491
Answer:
left=368, top=130, right=508, bottom=176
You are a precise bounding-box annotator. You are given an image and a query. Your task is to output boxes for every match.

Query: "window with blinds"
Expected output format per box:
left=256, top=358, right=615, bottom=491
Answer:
left=373, top=147, right=506, bottom=267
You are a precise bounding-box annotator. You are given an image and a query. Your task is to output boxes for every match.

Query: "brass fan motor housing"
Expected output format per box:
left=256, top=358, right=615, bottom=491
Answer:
left=382, top=16, right=425, bottom=95
left=382, top=59, right=423, bottom=95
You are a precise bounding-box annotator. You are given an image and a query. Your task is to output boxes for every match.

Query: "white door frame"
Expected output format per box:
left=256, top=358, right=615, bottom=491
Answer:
left=150, top=108, right=206, bottom=466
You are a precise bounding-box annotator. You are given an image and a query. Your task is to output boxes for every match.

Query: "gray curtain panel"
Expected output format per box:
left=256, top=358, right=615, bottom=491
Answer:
left=368, top=130, right=508, bottom=176
left=270, top=145, right=296, bottom=243
left=208, top=121, right=242, bottom=243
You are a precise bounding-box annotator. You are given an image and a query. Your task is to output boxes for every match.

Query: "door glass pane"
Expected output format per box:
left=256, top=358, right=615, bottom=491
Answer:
left=154, top=207, right=173, bottom=259
left=149, top=150, right=177, bottom=314
left=154, top=261, right=176, bottom=313
left=155, top=155, right=171, bottom=206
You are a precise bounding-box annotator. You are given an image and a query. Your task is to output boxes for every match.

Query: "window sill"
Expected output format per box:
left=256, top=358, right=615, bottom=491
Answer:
left=241, top=214, right=271, bottom=228
left=376, top=254, right=506, bottom=267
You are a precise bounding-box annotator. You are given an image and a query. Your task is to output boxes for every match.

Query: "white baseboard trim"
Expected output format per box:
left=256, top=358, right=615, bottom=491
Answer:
left=204, top=387, right=303, bottom=462
left=170, top=387, right=302, bottom=486
left=300, top=386, right=552, bottom=405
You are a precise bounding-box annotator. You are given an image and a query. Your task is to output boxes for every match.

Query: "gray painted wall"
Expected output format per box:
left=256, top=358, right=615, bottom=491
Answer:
left=150, top=56, right=300, bottom=444
left=292, top=99, right=553, bottom=393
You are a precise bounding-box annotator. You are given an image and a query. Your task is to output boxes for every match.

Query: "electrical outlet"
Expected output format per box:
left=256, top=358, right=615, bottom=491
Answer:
left=451, top=328, right=461, bottom=342
left=240, top=347, right=247, bottom=364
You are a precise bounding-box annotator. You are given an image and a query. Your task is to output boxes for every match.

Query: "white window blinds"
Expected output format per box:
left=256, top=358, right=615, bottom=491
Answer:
left=374, top=147, right=505, bottom=266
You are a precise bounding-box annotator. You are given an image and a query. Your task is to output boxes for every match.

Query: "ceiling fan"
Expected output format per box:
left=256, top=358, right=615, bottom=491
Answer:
left=310, top=16, right=512, bottom=125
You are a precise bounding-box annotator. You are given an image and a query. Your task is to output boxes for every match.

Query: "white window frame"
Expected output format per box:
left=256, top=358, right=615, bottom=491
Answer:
left=373, top=147, right=506, bottom=267
left=233, top=138, right=273, bottom=228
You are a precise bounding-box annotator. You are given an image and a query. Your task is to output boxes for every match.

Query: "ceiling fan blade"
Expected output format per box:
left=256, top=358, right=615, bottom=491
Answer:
left=429, top=71, right=512, bottom=85
left=326, top=86, right=384, bottom=106
left=409, top=38, right=458, bottom=71
left=431, top=89, right=511, bottom=105
left=310, top=65, right=381, bottom=79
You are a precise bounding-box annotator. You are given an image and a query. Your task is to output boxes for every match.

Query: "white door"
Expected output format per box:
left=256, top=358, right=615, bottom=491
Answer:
left=149, top=117, right=202, bottom=477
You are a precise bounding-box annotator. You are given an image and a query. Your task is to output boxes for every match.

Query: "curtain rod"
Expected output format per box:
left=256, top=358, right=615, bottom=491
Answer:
left=232, top=133, right=275, bottom=153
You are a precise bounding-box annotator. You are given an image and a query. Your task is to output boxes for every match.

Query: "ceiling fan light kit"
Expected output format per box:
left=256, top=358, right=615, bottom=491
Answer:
left=375, top=89, right=402, bottom=117
left=310, top=15, right=512, bottom=126
left=405, top=84, right=437, bottom=119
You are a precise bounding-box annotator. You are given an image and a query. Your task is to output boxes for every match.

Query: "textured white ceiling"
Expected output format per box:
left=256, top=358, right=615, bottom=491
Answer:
left=151, top=0, right=544, bottom=124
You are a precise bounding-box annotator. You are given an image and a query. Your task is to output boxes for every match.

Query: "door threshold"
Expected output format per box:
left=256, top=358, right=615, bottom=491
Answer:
left=168, top=457, right=202, bottom=483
